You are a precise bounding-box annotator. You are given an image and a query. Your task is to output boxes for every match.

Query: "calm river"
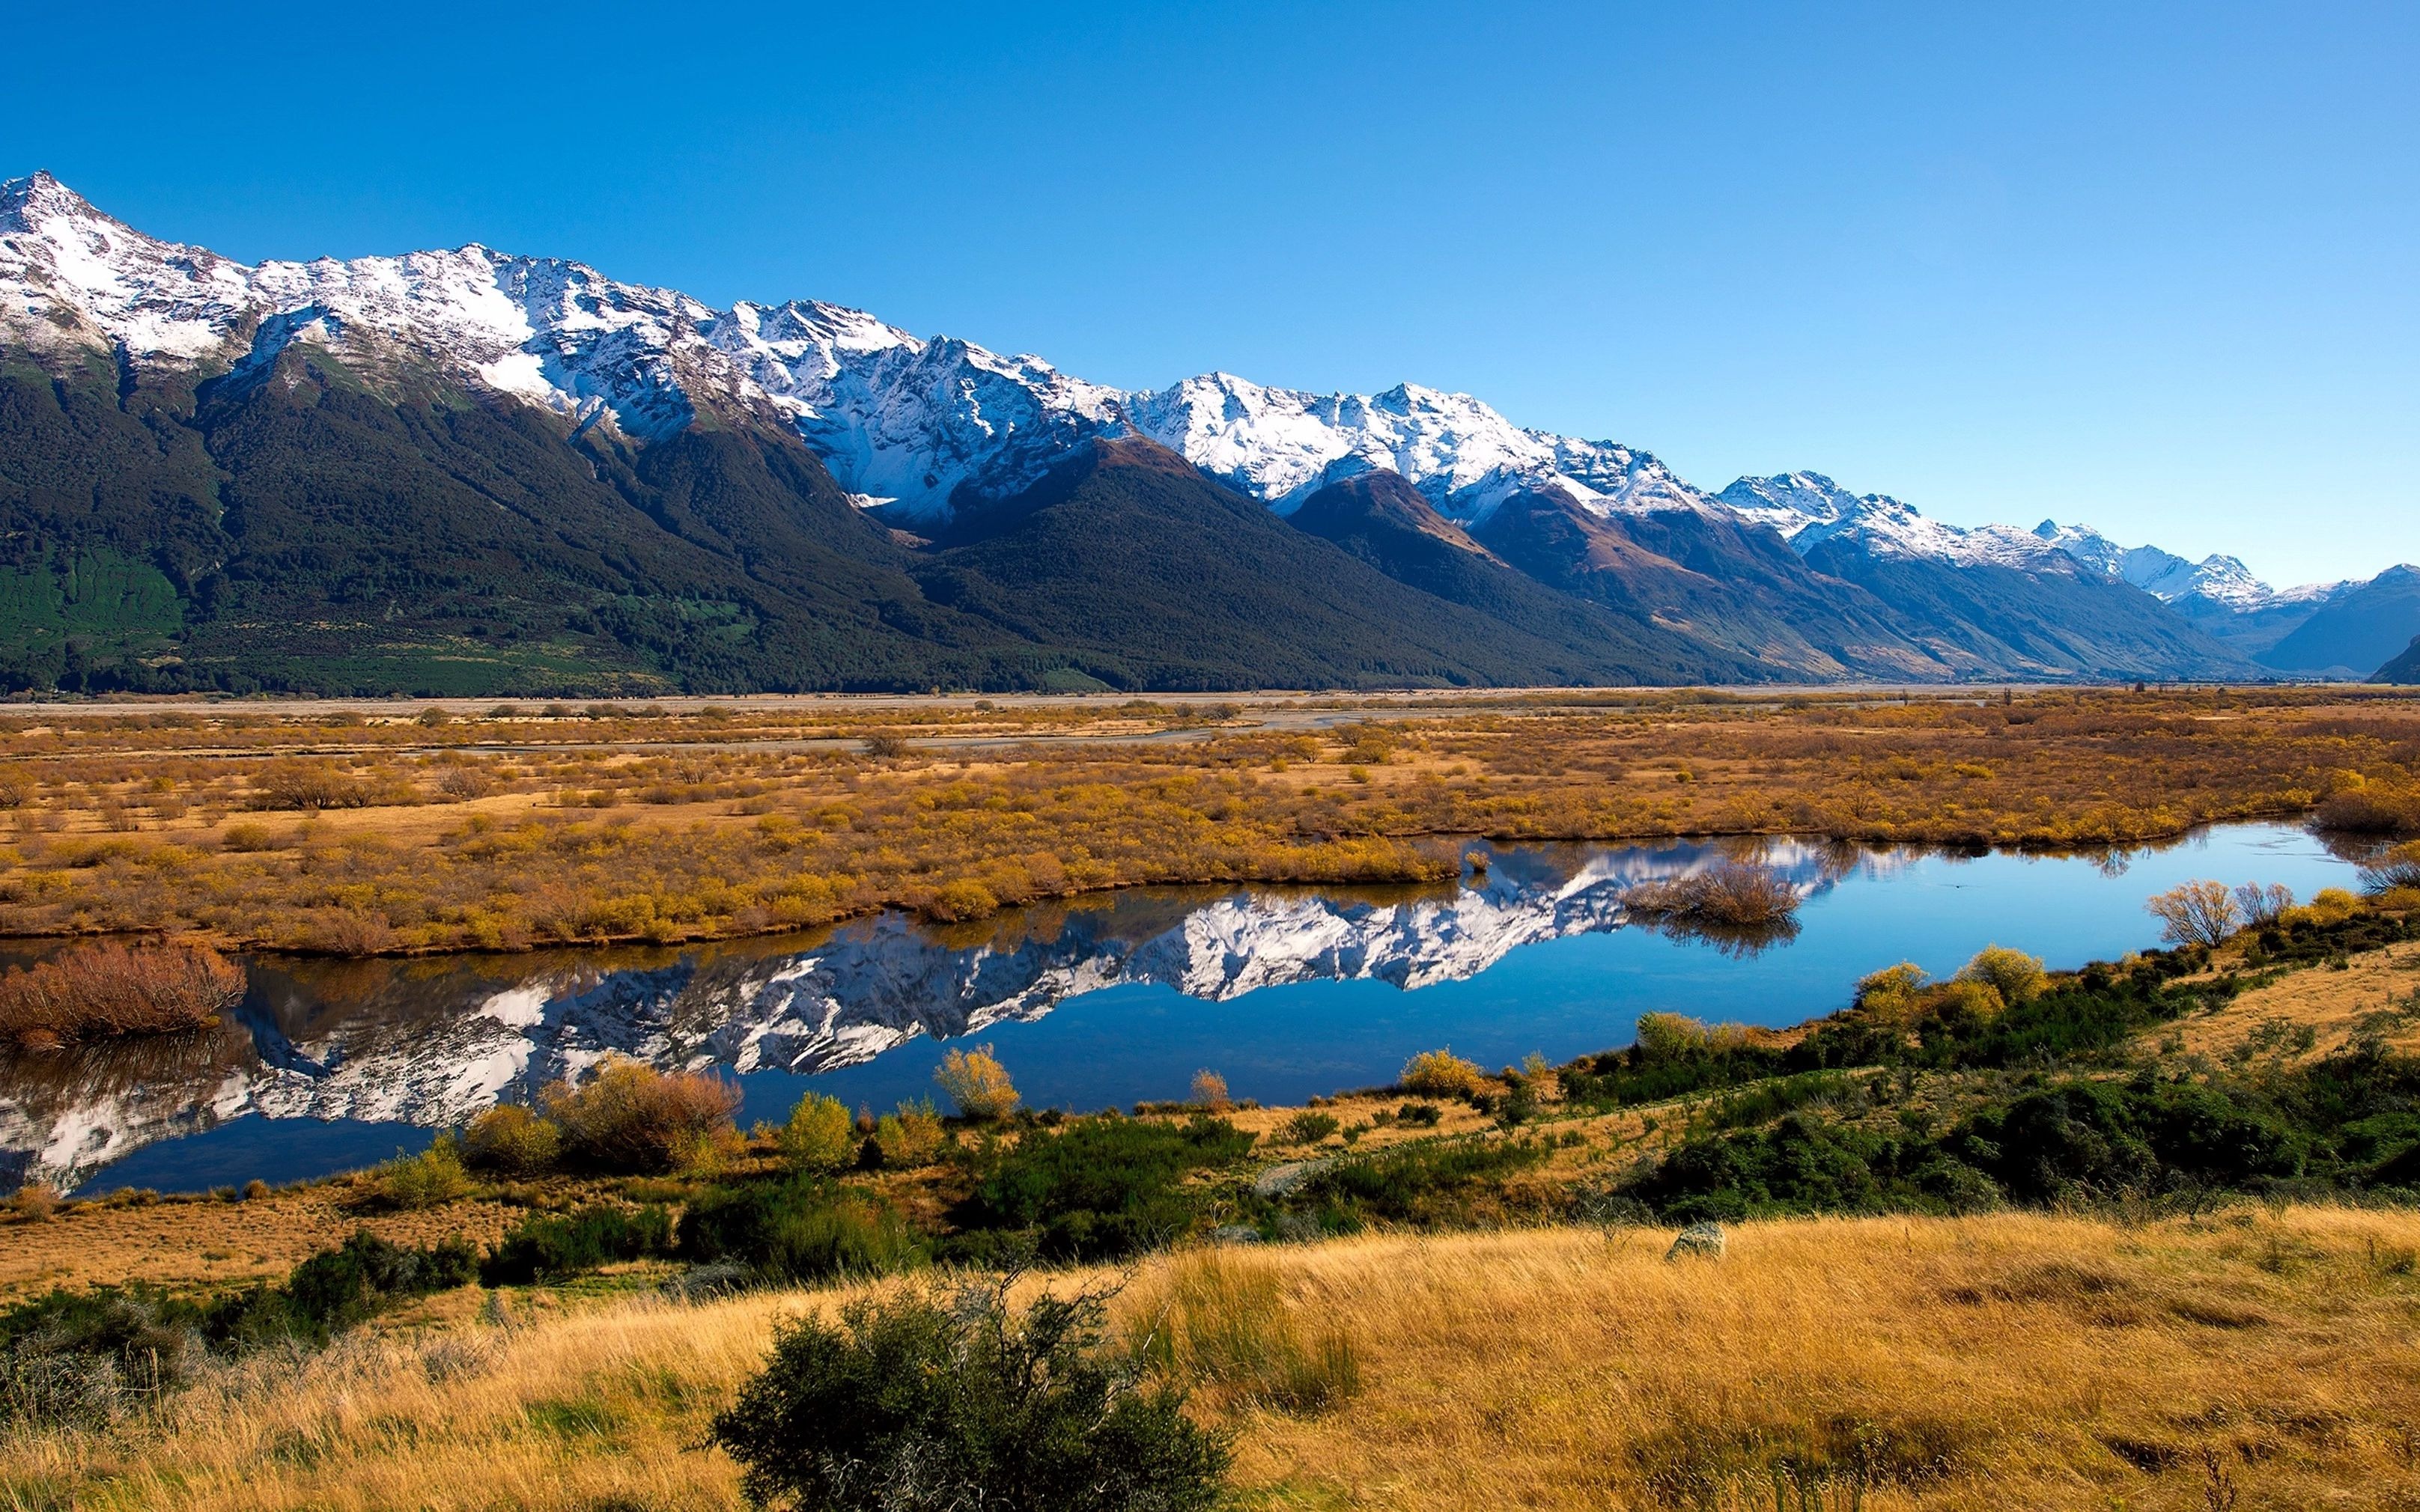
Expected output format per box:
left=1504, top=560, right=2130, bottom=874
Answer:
left=0, top=821, right=2371, bottom=1195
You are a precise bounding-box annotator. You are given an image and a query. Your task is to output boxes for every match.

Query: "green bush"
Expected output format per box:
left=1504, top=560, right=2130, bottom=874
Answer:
left=958, top=1114, right=1256, bottom=1261
left=678, top=1179, right=924, bottom=1284
left=217, top=1231, right=478, bottom=1347
left=0, top=1285, right=208, bottom=1427
left=4, top=1227, right=482, bottom=1424
left=711, top=1276, right=1229, bottom=1512
left=480, top=1204, right=674, bottom=1285
left=1276, top=1111, right=1339, bottom=1145
left=1300, top=1136, right=1548, bottom=1224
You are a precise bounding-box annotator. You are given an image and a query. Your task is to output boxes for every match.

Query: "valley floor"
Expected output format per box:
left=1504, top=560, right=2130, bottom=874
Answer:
left=5, top=1208, right=2418, bottom=1511
left=0, top=684, right=2412, bottom=954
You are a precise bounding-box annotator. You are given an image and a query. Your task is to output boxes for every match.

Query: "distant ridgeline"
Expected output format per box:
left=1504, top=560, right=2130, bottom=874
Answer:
left=2, top=171, right=2410, bottom=695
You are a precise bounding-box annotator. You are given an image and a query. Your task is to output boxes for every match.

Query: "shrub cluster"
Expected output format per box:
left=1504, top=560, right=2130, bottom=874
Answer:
left=711, top=1275, right=1229, bottom=1512
left=678, top=1179, right=925, bottom=1284
left=479, top=1204, right=674, bottom=1285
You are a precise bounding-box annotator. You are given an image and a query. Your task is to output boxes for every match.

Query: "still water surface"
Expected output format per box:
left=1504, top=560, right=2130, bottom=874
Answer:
left=0, top=822, right=2368, bottom=1195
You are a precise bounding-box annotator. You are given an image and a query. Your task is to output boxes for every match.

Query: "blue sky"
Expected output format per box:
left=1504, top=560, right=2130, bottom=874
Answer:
left=10, top=1, right=2415, bottom=585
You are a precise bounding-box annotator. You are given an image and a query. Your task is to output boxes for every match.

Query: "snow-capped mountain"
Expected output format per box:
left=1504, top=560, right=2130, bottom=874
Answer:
left=0, top=841, right=1852, bottom=1189
left=0, top=171, right=2349, bottom=689
left=1717, top=472, right=2070, bottom=570
left=2030, top=520, right=2340, bottom=612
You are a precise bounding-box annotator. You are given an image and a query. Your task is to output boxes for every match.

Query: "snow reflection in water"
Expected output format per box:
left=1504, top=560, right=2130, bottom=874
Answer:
left=0, top=825, right=2371, bottom=1193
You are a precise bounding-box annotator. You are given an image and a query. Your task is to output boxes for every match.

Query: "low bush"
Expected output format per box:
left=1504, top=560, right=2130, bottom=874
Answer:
left=776, top=1092, right=855, bottom=1173
left=956, top=1114, right=1256, bottom=1261
left=1298, top=1136, right=1549, bottom=1225
left=480, top=1204, right=674, bottom=1284
left=1189, top=1069, right=1231, bottom=1112
left=1394, top=1102, right=1443, bottom=1127
left=541, top=1057, right=742, bottom=1174
left=374, top=1139, right=472, bottom=1210
left=0, top=940, right=246, bottom=1050
left=678, top=1179, right=924, bottom=1284
left=0, top=1285, right=209, bottom=1427
left=1276, top=1111, right=1340, bottom=1145
left=234, top=1231, right=478, bottom=1346
left=4, top=1229, right=485, bottom=1423
left=712, top=1275, right=1229, bottom=1512
left=460, top=1105, right=562, bottom=1177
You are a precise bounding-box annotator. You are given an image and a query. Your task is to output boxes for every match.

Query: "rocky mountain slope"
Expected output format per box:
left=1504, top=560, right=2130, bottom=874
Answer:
left=0, top=171, right=2371, bottom=692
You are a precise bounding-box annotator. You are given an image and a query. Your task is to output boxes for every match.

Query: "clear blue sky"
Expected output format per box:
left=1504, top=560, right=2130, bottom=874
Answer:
left=10, top=1, right=2415, bottom=585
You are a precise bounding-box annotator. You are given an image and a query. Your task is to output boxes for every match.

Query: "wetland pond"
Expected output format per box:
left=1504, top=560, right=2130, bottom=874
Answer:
left=0, top=820, right=2372, bottom=1195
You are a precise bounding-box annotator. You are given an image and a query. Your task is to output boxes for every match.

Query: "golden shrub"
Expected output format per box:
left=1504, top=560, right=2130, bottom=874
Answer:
left=1955, top=945, right=2049, bottom=1007
left=934, top=1044, right=1019, bottom=1121
left=460, top=1105, right=563, bottom=1177
left=1399, top=1048, right=1487, bottom=1097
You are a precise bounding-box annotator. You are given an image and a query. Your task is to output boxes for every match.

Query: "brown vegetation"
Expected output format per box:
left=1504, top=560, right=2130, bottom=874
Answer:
left=0, top=940, right=244, bottom=1050
left=1620, top=858, right=1800, bottom=925
left=540, top=1058, right=744, bottom=1174
left=0, top=687, right=2407, bottom=957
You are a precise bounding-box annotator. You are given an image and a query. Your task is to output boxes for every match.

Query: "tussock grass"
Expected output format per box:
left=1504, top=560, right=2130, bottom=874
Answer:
left=8, top=1208, right=2419, bottom=1510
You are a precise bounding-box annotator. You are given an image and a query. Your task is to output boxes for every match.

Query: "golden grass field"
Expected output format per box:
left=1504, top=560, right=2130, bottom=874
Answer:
left=0, top=685, right=2412, bottom=953
left=5, top=1208, right=2418, bottom=1512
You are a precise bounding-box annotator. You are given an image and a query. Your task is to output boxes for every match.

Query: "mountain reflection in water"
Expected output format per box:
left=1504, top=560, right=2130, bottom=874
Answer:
left=0, top=826, right=2370, bottom=1192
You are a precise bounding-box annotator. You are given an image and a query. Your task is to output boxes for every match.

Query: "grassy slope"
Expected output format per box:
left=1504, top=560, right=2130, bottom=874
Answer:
left=4, top=1210, right=2418, bottom=1511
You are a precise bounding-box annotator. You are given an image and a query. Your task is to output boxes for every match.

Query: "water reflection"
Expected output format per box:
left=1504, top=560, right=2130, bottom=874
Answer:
left=0, top=826, right=2374, bottom=1192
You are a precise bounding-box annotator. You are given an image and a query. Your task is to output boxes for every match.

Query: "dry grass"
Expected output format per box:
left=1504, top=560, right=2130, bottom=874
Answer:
left=2174, top=939, right=2420, bottom=1063
left=0, top=1182, right=541, bottom=1305
left=7, top=1208, right=2420, bottom=1511
left=0, top=686, right=2411, bottom=954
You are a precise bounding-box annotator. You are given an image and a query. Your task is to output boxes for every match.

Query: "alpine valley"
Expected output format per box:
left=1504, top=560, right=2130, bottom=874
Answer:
left=3, top=171, right=2411, bottom=695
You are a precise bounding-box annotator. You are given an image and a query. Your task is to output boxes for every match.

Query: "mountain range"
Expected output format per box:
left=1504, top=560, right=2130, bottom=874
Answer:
left=1, top=170, right=2410, bottom=694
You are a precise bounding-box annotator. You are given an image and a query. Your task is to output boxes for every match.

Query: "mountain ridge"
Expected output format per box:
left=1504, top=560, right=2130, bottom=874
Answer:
left=0, top=171, right=2370, bottom=692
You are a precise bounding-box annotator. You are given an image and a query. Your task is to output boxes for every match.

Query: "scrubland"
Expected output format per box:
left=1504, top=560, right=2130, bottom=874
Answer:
left=0, top=685, right=2413, bottom=954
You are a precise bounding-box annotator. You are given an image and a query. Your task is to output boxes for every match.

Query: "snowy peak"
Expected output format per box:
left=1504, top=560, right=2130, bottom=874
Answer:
left=1115, top=372, right=1720, bottom=527
left=1718, top=473, right=2062, bottom=570
left=2031, top=519, right=2326, bottom=610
